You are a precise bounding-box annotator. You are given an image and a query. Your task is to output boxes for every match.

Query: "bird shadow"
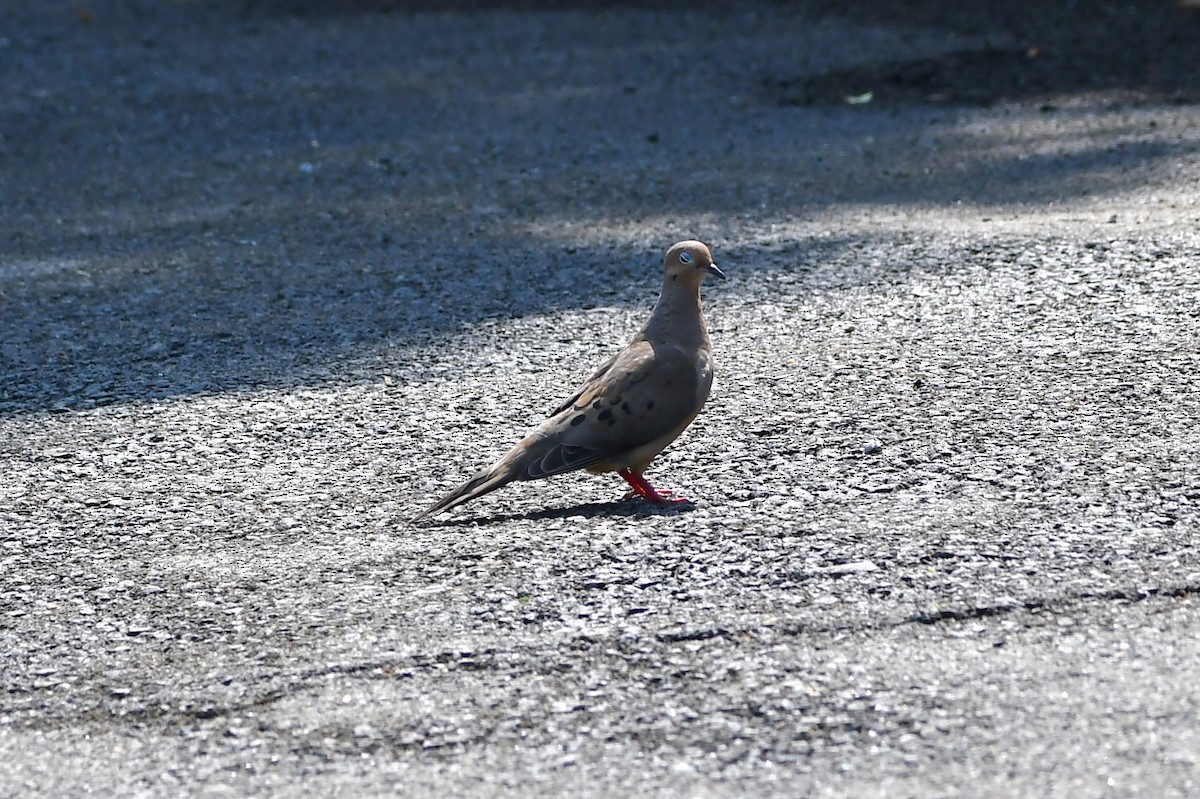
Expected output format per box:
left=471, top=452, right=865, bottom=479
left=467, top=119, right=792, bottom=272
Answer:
left=411, top=498, right=698, bottom=528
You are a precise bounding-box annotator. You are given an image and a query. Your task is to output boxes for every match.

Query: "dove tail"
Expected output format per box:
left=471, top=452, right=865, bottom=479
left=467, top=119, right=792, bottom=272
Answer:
left=411, top=466, right=515, bottom=522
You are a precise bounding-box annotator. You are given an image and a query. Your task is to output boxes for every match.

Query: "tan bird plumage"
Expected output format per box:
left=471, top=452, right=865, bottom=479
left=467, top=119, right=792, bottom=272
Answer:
left=413, top=241, right=724, bottom=521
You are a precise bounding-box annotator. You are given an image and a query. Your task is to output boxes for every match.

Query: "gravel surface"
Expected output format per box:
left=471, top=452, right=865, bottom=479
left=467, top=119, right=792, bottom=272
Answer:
left=3, top=1, right=1200, bottom=797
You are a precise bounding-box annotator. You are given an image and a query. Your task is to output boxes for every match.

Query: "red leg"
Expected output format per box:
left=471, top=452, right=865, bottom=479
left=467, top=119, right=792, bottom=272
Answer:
left=618, top=468, right=692, bottom=505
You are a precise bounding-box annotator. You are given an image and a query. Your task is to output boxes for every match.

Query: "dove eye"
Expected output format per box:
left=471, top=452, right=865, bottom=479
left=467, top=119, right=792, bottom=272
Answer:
left=679, top=252, right=694, bottom=265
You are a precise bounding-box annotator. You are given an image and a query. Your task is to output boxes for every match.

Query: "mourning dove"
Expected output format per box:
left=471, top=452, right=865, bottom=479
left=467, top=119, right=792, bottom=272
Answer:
left=413, top=240, right=725, bottom=521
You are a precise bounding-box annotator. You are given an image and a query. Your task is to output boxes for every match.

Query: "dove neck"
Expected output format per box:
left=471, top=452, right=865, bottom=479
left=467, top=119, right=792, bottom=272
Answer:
left=643, top=281, right=709, bottom=345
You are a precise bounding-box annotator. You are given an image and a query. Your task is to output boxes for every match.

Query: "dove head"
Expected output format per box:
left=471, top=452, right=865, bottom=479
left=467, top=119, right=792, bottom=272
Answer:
left=663, top=240, right=725, bottom=285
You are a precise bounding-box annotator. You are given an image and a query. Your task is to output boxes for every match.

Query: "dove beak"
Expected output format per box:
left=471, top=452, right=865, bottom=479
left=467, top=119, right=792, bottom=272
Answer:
left=707, top=262, right=726, bottom=280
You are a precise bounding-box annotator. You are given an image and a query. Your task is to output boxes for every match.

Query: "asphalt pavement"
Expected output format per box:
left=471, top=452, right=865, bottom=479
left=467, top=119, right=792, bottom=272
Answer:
left=2, top=1, right=1199, bottom=796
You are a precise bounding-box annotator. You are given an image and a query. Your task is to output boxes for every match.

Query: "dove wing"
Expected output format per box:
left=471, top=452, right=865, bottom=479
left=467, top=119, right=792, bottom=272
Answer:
left=516, top=339, right=706, bottom=480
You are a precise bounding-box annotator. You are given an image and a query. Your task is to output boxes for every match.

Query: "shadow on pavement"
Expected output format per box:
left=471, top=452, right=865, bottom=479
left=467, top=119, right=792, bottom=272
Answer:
left=1, top=0, right=1196, bottom=415
left=413, top=497, right=698, bottom=527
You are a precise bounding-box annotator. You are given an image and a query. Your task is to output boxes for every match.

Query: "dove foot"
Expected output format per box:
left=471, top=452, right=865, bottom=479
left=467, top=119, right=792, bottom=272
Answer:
left=618, top=468, right=693, bottom=505
left=620, top=488, right=685, bottom=502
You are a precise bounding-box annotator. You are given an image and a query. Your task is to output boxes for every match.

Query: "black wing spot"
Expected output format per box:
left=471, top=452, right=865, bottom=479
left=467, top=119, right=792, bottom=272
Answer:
left=591, top=399, right=603, bottom=409
left=646, top=400, right=655, bottom=410
left=570, top=414, right=586, bottom=427
left=621, top=402, right=632, bottom=414
left=598, top=408, right=613, bottom=421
